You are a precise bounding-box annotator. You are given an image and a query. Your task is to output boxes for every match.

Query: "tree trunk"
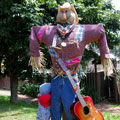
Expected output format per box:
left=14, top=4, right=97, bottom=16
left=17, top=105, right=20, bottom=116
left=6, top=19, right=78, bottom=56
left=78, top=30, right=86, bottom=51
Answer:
left=10, top=75, right=18, bottom=104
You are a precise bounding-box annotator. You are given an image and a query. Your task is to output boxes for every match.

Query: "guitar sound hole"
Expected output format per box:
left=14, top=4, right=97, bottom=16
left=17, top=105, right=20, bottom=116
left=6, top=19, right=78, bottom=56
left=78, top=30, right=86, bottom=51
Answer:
left=83, top=106, right=89, bottom=115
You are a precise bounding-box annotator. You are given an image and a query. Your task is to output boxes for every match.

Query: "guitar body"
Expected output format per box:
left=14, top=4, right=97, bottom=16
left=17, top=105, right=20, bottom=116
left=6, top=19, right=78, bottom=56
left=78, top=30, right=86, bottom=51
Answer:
left=70, top=96, right=104, bottom=120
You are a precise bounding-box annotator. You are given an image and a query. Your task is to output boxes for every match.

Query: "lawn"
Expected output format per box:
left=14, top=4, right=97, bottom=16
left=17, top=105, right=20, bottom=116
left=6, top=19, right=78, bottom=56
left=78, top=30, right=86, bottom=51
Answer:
left=102, top=103, right=120, bottom=120
left=110, top=103, right=120, bottom=108
left=0, top=95, right=120, bottom=120
left=102, top=112, right=120, bottom=120
left=0, top=95, right=38, bottom=120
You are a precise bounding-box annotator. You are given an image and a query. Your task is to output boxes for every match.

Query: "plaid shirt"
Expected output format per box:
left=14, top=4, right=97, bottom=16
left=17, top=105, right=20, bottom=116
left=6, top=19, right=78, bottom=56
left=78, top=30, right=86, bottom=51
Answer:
left=29, top=24, right=110, bottom=71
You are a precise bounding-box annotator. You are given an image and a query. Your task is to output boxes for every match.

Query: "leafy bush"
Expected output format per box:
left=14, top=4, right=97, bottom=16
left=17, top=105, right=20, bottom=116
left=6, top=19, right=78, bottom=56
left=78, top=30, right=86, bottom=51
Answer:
left=80, top=84, right=101, bottom=104
left=19, top=83, right=40, bottom=98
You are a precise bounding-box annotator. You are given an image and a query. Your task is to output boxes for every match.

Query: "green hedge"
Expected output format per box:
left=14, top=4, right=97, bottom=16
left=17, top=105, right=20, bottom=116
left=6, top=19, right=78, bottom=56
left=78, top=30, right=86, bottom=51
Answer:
left=19, top=83, right=40, bottom=98
left=19, top=83, right=101, bottom=103
left=80, top=84, right=101, bottom=104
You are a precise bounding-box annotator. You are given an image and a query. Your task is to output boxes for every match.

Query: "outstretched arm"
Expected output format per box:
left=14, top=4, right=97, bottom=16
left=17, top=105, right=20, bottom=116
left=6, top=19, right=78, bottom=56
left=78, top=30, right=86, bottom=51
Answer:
left=29, top=26, right=46, bottom=69
left=84, top=24, right=113, bottom=78
left=97, top=25, right=113, bottom=78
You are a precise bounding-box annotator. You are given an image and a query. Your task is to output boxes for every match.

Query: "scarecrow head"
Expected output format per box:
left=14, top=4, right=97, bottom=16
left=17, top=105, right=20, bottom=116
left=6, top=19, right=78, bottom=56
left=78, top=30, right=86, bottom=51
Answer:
left=56, top=2, right=79, bottom=25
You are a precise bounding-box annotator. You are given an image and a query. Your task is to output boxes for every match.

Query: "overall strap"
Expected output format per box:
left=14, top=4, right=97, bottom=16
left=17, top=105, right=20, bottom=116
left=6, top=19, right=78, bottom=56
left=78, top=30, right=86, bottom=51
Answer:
left=57, top=58, right=87, bottom=108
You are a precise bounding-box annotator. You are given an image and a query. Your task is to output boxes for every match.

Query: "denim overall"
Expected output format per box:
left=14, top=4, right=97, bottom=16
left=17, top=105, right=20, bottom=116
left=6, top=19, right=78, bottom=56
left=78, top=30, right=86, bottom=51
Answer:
left=51, top=74, right=78, bottom=120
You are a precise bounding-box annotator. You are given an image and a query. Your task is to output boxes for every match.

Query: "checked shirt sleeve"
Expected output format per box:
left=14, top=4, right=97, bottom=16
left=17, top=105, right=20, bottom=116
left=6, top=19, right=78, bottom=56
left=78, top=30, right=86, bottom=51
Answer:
left=84, top=24, right=110, bottom=61
left=97, top=25, right=110, bottom=60
left=29, top=26, right=46, bottom=57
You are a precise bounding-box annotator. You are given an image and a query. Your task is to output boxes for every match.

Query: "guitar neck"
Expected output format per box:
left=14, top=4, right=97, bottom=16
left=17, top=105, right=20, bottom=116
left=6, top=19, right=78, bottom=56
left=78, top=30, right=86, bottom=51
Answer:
left=66, top=71, right=87, bottom=108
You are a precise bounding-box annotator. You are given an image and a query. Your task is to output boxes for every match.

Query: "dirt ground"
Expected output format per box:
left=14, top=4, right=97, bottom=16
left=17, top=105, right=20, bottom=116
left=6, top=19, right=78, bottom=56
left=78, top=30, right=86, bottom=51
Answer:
left=95, top=100, right=120, bottom=114
left=0, top=89, right=120, bottom=114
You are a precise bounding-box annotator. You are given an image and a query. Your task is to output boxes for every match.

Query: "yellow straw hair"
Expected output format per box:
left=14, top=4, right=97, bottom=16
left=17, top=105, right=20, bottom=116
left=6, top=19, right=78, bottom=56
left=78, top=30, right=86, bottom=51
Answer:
left=102, top=58, right=114, bottom=79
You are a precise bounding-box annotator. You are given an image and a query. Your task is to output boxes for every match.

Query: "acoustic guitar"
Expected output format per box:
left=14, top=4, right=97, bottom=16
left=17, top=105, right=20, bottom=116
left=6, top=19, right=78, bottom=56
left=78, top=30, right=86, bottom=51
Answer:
left=70, top=96, right=104, bottom=120
left=57, top=58, right=104, bottom=120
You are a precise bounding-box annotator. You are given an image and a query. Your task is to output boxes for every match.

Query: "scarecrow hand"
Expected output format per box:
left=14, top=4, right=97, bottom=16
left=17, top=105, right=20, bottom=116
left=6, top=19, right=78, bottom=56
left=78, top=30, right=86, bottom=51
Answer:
left=30, top=56, right=42, bottom=70
left=101, top=58, right=114, bottom=79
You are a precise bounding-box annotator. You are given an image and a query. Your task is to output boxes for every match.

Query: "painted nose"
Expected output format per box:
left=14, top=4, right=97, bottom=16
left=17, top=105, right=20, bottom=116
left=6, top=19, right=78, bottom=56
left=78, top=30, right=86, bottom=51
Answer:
left=62, top=13, right=67, bottom=20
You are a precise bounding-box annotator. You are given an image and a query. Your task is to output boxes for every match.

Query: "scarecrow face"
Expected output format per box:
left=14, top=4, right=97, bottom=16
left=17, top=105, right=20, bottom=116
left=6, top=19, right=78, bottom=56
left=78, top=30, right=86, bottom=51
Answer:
left=56, top=3, right=78, bottom=25
left=57, top=8, right=76, bottom=25
left=57, top=8, right=69, bottom=23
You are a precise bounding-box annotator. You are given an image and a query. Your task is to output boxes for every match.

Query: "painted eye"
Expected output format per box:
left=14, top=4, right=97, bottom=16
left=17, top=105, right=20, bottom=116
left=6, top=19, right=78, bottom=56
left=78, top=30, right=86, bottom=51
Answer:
left=65, top=10, right=68, bottom=13
left=61, top=10, right=64, bottom=13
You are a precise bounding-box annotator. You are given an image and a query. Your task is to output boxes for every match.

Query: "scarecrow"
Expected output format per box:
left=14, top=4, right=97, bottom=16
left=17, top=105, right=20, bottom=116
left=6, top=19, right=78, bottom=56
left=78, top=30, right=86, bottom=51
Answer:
left=29, top=2, right=113, bottom=120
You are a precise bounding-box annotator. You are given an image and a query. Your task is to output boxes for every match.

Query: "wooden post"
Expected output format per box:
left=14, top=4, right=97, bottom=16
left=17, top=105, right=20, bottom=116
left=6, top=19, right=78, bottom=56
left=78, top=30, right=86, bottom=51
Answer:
left=94, top=61, right=98, bottom=91
left=114, top=76, right=120, bottom=103
left=92, top=60, right=98, bottom=91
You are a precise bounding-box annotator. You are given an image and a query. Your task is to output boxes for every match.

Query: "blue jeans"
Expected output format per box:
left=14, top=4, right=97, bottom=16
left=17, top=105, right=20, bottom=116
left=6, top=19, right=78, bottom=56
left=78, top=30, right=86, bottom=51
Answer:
left=51, top=74, right=78, bottom=120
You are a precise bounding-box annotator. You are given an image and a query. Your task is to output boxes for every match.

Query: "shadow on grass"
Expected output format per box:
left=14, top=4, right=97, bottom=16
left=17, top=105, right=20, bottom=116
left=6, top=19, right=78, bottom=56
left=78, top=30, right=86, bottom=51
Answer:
left=0, top=95, right=38, bottom=118
left=0, top=110, right=32, bottom=118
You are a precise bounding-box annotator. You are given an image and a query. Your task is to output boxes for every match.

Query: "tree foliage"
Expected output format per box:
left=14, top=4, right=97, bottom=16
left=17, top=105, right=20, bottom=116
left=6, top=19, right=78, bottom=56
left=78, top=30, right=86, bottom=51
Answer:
left=0, top=0, right=45, bottom=103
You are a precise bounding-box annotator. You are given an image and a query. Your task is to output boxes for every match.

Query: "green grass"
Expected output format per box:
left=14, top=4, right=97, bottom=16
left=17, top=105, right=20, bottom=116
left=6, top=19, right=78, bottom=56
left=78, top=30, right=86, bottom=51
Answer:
left=102, top=112, right=120, bottom=120
left=0, top=95, right=120, bottom=120
left=0, top=95, right=38, bottom=120
left=110, top=103, right=120, bottom=108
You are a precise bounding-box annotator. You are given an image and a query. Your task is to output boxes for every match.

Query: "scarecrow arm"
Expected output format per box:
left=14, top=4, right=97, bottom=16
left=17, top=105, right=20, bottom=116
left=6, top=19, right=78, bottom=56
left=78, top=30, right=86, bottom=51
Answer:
left=29, top=26, right=46, bottom=69
left=97, top=25, right=113, bottom=78
left=85, top=24, right=113, bottom=78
